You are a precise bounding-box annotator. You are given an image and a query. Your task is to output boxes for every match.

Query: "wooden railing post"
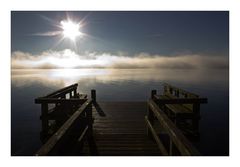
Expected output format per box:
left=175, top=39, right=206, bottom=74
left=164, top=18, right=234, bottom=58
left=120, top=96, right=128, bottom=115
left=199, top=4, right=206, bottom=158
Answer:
left=41, top=103, right=48, bottom=135
left=91, top=89, right=96, bottom=103
left=86, top=100, right=98, bottom=155
left=147, top=107, right=154, bottom=138
left=86, top=101, right=93, bottom=135
left=73, top=88, right=77, bottom=98
left=147, top=90, right=157, bottom=138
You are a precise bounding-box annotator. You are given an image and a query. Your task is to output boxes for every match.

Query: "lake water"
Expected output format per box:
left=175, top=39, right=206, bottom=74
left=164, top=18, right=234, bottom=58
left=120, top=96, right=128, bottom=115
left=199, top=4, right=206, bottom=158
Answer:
left=11, top=69, right=229, bottom=155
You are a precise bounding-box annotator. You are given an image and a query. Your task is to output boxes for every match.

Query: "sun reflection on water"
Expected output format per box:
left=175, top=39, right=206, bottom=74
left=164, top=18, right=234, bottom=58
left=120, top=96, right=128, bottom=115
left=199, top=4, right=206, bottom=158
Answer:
left=11, top=68, right=228, bottom=90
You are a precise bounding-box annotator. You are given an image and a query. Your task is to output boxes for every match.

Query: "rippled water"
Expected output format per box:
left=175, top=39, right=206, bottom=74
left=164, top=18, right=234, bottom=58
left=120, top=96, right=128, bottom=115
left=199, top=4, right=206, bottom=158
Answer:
left=11, top=69, right=229, bottom=155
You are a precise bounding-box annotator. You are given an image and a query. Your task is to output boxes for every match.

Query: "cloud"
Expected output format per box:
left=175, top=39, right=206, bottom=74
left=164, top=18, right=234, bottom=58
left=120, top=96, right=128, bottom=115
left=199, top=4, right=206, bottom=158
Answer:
left=11, top=49, right=229, bottom=69
left=31, top=31, right=62, bottom=36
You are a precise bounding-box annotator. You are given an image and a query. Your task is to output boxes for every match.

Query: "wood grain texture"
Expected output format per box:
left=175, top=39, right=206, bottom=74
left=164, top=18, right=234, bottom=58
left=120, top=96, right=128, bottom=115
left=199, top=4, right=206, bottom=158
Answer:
left=81, top=102, right=161, bottom=156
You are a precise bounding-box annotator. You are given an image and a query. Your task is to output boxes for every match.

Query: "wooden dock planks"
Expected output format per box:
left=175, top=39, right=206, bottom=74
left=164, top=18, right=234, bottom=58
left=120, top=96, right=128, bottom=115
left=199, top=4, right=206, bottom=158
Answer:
left=81, top=102, right=161, bottom=156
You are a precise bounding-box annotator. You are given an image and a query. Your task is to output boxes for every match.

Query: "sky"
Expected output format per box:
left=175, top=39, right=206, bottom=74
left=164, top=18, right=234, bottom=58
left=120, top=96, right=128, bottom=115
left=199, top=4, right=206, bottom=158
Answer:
left=11, top=11, right=229, bottom=69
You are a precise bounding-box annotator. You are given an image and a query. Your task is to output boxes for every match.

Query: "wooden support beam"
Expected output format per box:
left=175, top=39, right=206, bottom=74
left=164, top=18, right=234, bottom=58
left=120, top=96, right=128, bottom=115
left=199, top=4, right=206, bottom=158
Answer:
left=91, top=89, right=96, bottom=102
left=73, top=88, right=77, bottom=98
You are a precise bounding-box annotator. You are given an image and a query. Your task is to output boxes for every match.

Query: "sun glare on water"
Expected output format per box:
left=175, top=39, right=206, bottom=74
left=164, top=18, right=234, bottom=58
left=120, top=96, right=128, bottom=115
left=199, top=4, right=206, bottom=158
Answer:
left=61, top=20, right=82, bottom=41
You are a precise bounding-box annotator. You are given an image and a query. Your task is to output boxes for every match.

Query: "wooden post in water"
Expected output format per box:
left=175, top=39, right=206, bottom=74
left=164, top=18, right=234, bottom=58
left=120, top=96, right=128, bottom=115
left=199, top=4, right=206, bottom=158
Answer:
left=147, top=90, right=157, bottom=138
left=91, top=89, right=96, bottom=103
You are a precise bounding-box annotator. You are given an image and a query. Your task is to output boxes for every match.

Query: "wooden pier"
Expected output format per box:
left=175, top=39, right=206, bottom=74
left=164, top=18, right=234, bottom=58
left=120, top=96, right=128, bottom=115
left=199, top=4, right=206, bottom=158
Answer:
left=35, top=83, right=207, bottom=156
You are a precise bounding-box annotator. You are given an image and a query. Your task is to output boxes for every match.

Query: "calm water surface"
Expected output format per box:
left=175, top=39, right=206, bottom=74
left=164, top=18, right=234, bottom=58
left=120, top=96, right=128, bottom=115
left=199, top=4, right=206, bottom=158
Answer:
left=11, top=69, right=229, bottom=155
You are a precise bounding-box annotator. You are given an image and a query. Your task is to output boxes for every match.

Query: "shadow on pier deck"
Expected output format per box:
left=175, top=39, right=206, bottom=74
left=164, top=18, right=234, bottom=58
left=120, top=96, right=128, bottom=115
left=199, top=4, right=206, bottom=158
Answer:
left=35, top=83, right=207, bottom=156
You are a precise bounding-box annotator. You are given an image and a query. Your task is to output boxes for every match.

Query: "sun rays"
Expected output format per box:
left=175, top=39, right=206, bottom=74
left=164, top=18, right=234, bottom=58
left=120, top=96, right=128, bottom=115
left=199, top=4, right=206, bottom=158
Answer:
left=60, top=20, right=83, bottom=41
left=32, top=14, right=88, bottom=52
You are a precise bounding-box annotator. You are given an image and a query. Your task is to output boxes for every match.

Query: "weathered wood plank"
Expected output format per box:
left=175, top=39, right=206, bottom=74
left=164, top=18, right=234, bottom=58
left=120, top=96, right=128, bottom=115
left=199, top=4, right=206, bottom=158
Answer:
left=80, top=102, right=162, bottom=156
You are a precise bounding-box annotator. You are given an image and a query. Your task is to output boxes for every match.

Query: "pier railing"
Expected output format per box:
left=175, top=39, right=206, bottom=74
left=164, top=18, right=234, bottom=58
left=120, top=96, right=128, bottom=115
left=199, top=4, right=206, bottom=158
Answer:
left=36, top=99, right=93, bottom=155
left=35, top=84, right=96, bottom=155
left=44, top=83, right=78, bottom=98
left=35, top=84, right=87, bottom=139
left=145, top=86, right=207, bottom=155
left=146, top=99, right=200, bottom=155
left=34, top=83, right=207, bottom=156
left=154, top=84, right=207, bottom=135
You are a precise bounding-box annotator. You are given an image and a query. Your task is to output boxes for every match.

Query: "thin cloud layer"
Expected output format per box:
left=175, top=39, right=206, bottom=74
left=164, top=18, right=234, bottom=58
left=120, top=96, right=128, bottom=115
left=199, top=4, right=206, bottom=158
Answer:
left=31, top=31, right=62, bottom=36
left=11, top=49, right=228, bottom=69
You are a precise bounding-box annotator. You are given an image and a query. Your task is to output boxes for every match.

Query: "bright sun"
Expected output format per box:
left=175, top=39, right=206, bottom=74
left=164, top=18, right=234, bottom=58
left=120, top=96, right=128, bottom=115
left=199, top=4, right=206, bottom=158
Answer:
left=60, top=20, right=82, bottom=41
